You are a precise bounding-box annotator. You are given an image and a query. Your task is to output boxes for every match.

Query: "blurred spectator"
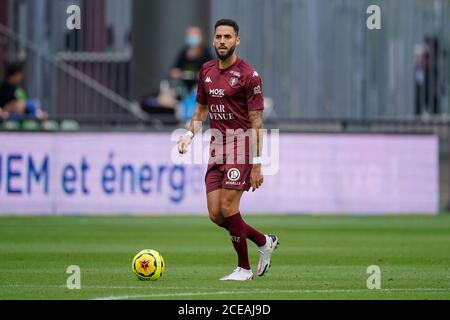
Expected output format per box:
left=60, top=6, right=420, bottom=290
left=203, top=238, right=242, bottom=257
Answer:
left=178, top=87, right=198, bottom=122
left=141, top=26, right=212, bottom=124
left=0, top=63, right=47, bottom=120
left=414, top=42, right=426, bottom=115
left=170, top=26, right=212, bottom=93
left=140, top=80, right=178, bottom=125
left=415, top=36, right=447, bottom=116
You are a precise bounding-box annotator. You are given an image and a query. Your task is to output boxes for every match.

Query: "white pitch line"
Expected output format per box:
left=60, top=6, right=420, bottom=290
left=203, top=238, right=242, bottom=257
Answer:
left=93, top=288, right=450, bottom=300
left=0, top=284, right=219, bottom=290
left=2, top=284, right=448, bottom=299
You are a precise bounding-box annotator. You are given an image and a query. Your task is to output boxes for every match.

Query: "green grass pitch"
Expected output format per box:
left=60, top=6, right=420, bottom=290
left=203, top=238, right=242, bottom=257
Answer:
left=0, top=215, right=449, bottom=300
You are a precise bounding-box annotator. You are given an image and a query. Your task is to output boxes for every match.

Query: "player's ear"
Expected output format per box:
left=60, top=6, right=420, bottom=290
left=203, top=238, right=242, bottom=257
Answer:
left=236, top=36, right=240, bottom=46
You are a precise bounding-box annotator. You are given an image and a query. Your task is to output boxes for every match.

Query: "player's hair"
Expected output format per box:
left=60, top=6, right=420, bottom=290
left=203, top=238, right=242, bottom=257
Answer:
left=5, top=62, right=23, bottom=78
left=214, top=19, right=239, bottom=35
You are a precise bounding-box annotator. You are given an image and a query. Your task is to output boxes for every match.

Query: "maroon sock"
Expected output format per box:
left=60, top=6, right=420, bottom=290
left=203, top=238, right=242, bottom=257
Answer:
left=218, top=221, right=228, bottom=230
left=220, top=217, right=266, bottom=247
left=244, top=223, right=267, bottom=247
left=225, top=213, right=250, bottom=270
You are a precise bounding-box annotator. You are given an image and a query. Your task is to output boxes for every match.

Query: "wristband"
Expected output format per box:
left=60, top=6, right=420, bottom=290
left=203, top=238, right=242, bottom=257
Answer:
left=185, top=131, right=194, bottom=138
left=252, top=157, right=263, bottom=164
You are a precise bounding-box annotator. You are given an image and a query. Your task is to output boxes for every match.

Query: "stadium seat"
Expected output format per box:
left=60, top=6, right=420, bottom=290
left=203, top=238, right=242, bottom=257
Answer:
left=22, top=120, right=41, bottom=131
left=41, top=120, right=60, bottom=131
left=60, top=119, right=80, bottom=131
left=2, top=120, right=21, bottom=131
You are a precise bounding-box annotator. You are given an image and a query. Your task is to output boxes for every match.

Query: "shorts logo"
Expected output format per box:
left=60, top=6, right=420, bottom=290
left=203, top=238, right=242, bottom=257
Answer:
left=227, top=168, right=241, bottom=181
left=229, top=77, right=238, bottom=87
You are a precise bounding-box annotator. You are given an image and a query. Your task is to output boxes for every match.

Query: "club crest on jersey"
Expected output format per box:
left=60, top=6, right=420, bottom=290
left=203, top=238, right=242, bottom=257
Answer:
left=229, top=77, right=238, bottom=87
left=253, top=85, right=262, bottom=95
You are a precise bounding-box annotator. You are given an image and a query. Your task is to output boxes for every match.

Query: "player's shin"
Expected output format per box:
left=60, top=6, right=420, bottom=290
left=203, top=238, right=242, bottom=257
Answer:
left=225, top=213, right=251, bottom=270
left=244, top=221, right=266, bottom=247
left=220, top=215, right=266, bottom=247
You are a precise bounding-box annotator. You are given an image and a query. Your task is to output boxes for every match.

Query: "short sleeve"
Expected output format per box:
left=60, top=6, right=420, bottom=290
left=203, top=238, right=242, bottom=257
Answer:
left=196, top=66, right=207, bottom=105
left=246, top=71, right=264, bottom=111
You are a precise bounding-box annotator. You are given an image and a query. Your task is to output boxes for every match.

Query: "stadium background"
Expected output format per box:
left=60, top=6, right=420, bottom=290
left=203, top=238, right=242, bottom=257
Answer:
left=0, top=0, right=449, bottom=300
left=0, top=0, right=448, bottom=214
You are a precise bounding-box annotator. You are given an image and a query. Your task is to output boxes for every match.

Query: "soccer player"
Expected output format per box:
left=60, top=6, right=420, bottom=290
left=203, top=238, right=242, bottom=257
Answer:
left=177, top=19, right=278, bottom=281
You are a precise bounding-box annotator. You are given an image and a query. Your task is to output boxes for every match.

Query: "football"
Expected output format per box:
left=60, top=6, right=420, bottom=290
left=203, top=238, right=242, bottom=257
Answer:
left=131, top=249, right=165, bottom=281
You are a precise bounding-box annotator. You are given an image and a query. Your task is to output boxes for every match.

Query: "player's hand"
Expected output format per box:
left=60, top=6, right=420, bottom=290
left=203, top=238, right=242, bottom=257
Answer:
left=178, top=135, right=193, bottom=154
left=250, top=165, right=264, bottom=192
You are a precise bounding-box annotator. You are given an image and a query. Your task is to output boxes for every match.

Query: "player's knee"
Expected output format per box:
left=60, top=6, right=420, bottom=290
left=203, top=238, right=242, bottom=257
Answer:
left=219, top=199, right=234, bottom=216
left=209, top=212, right=224, bottom=225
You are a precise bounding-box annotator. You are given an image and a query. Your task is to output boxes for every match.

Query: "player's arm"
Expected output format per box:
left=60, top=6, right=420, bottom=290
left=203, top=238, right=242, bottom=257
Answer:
left=178, top=103, right=208, bottom=154
left=187, top=103, right=208, bottom=134
left=246, top=69, right=265, bottom=192
left=249, top=110, right=264, bottom=192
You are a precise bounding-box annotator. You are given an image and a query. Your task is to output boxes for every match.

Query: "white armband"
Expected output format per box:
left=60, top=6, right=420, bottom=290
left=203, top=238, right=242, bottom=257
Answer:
left=252, top=157, right=263, bottom=164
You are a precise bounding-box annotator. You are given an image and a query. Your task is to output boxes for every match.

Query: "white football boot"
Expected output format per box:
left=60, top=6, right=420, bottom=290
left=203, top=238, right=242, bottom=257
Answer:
left=257, top=234, right=279, bottom=276
left=220, top=267, right=254, bottom=281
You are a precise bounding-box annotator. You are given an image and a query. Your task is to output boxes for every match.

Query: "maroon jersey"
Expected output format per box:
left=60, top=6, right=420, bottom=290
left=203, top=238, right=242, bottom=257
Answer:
left=196, top=57, right=264, bottom=132
left=196, top=57, right=264, bottom=163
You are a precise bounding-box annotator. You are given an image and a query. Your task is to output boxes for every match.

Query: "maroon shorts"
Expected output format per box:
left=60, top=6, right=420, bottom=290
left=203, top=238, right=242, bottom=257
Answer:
left=205, top=162, right=252, bottom=194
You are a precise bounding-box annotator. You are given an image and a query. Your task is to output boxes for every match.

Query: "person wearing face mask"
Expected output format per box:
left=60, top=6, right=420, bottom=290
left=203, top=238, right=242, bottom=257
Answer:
left=170, top=26, right=213, bottom=92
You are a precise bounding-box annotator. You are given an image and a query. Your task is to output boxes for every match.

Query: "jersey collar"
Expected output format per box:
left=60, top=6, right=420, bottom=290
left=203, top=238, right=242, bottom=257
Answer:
left=216, top=56, right=240, bottom=73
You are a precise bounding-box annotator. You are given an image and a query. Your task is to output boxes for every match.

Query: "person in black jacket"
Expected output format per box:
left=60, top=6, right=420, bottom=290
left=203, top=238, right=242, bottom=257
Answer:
left=170, top=26, right=213, bottom=92
left=0, top=63, right=47, bottom=120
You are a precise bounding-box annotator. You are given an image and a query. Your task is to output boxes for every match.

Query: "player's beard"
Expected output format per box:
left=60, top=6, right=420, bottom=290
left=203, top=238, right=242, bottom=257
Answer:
left=215, top=44, right=236, bottom=61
